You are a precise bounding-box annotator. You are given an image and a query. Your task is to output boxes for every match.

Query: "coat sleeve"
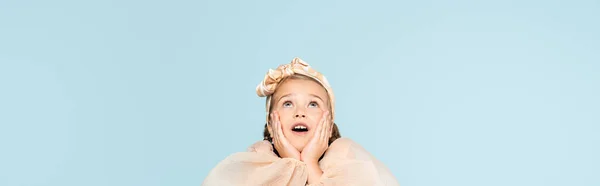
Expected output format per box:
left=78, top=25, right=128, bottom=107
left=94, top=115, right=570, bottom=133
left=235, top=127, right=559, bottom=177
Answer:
left=201, top=141, right=309, bottom=186
left=306, top=138, right=401, bottom=186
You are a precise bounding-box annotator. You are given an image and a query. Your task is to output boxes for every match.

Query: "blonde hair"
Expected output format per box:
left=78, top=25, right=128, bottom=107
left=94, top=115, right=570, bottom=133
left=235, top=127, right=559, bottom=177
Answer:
left=262, top=74, right=341, bottom=145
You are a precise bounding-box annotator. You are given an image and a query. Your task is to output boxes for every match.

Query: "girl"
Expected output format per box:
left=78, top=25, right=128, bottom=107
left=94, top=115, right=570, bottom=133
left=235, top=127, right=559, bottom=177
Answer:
left=202, top=58, right=400, bottom=186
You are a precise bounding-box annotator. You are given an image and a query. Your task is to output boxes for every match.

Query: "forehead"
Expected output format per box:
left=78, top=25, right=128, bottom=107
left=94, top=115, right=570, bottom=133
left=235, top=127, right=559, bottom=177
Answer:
left=274, top=78, right=329, bottom=100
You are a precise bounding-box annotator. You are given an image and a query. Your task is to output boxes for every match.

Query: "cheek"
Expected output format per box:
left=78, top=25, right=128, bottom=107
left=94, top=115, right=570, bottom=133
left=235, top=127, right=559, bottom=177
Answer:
left=307, top=109, right=324, bottom=122
left=276, top=110, right=294, bottom=128
left=276, top=109, right=293, bottom=119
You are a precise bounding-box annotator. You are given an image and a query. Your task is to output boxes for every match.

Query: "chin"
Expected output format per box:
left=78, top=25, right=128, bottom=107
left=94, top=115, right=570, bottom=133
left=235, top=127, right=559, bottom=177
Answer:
left=293, top=144, right=304, bottom=152
left=291, top=139, right=308, bottom=152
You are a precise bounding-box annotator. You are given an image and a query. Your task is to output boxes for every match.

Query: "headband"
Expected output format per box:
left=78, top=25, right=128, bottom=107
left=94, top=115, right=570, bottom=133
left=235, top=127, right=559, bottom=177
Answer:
left=256, top=57, right=335, bottom=123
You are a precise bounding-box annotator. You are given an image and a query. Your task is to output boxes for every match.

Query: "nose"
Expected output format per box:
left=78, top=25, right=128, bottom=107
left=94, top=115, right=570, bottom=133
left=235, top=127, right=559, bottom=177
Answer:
left=294, top=109, right=306, bottom=118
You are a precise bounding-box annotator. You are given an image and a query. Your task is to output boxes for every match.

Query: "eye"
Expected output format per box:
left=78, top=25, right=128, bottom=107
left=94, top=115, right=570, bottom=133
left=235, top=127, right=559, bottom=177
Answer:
left=283, top=101, right=293, bottom=107
left=308, top=101, right=319, bottom=108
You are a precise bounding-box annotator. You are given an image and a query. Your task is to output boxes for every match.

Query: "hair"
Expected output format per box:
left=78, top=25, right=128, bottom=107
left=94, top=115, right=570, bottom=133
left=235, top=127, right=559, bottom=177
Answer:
left=262, top=74, right=342, bottom=147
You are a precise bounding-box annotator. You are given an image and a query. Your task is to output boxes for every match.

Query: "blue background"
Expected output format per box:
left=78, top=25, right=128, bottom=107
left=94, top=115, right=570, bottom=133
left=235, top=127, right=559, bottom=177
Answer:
left=1, top=0, right=598, bottom=185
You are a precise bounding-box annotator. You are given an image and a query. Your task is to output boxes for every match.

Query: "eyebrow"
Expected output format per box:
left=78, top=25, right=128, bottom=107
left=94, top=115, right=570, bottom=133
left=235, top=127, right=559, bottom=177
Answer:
left=310, top=94, right=325, bottom=103
left=277, top=93, right=324, bottom=103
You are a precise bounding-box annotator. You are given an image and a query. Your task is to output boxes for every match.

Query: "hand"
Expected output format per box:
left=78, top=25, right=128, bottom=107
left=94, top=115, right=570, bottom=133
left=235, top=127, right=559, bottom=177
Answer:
left=300, top=111, right=332, bottom=163
left=271, top=111, right=301, bottom=160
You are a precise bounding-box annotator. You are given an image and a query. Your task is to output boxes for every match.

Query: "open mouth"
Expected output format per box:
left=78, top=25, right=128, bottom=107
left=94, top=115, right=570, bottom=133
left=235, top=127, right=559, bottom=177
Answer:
left=291, top=123, right=309, bottom=132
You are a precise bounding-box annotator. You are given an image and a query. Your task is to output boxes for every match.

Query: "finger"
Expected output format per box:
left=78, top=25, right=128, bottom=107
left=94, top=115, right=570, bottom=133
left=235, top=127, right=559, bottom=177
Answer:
left=276, top=113, right=281, bottom=137
left=317, top=112, right=326, bottom=137
left=313, top=112, right=323, bottom=143
left=275, top=112, right=286, bottom=142
left=269, top=112, right=273, bottom=129
left=326, top=122, right=332, bottom=143
left=324, top=111, right=331, bottom=142
left=328, top=120, right=333, bottom=140
left=275, top=120, right=280, bottom=147
left=322, top=119, right=329, bottom=142
left=269, top=113, right=274, bottom=139
left=318, top=111, right=329, bottom=142
left=272, top=113, right=279, bottom=145
left=317, top=111, right=324, bottom=141
left=327, top=112, right=333, bottom=139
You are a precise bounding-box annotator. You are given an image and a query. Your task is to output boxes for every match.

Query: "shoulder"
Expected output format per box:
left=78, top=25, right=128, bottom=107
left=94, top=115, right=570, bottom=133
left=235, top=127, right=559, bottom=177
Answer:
left=330, top=137, right=369, bottom=150
left=325, top=137, right=371, bottom=159
left=329, top=137, right=359, bottom=149
left=215, top=140, right=276, bottom=162
left=213, top=140, right=278, bottom=165
left=246, top=140, right=273, bottom=153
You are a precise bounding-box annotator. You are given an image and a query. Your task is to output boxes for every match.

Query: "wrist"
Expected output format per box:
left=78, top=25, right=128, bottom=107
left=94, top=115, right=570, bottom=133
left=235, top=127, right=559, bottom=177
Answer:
left=281, top=153, right=300, bottom=160
left=305, top=159, right=323, bottom=185
left=302, top=158, right=320, bottom=165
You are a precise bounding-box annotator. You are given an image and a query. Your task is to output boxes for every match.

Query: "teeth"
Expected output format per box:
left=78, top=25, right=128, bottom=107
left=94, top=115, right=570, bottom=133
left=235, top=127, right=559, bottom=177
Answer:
left=294, top=126, right=307, bottom=130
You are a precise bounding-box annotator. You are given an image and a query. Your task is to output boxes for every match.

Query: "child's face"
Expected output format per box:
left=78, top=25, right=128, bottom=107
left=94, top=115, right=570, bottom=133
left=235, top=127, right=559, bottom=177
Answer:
left=270, top=78, right=331, bottom=152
